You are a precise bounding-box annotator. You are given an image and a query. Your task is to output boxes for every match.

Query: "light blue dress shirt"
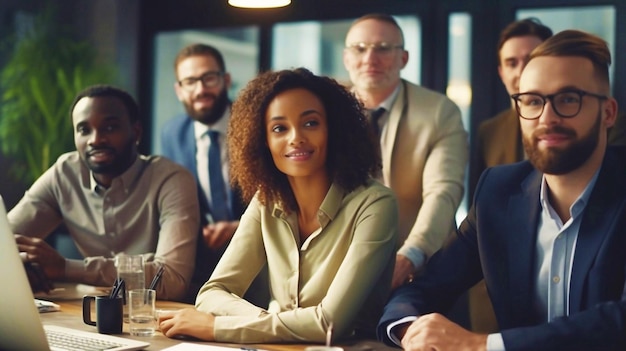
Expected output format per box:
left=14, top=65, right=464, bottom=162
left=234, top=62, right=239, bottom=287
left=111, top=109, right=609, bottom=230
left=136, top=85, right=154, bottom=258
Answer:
left=486, top=170, right=600, bottom=350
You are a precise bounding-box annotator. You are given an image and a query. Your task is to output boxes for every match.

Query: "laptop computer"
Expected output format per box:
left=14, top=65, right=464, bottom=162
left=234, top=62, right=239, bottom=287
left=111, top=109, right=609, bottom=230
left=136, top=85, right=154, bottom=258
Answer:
left=0, top=195, right=149, bottom=351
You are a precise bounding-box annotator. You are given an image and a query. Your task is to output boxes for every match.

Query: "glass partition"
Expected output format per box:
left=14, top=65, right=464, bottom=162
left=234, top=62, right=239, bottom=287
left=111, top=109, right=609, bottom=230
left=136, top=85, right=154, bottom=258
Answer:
left=447, top=12, right=472, bottom=222
left=517, top=6, right=615, bottom=89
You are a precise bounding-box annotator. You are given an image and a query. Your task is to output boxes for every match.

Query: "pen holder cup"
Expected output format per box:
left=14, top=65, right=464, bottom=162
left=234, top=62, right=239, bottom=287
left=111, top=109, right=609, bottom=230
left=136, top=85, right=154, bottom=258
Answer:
left=82, top=295, right=123, bottom=334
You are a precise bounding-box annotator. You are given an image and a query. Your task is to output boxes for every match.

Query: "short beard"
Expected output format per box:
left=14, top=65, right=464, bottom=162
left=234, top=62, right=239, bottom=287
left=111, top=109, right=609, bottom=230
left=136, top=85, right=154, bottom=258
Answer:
left=185, top=88, right=230, bottom=125
left=84, top=138, right=137, bottom=177
left=523, top=112, right=601, bottom=175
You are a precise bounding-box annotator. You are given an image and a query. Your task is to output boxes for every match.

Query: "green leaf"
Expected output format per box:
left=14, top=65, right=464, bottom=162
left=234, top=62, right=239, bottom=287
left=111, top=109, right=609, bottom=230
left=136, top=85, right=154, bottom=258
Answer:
left=0, top=5, right=119, bottom=184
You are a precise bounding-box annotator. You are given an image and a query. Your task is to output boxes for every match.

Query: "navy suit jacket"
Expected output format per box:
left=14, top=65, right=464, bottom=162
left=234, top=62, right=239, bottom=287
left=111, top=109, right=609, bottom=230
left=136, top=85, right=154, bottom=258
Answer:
left=378, top=146, right=626, bottom=351
left=160, top=115, right=246, bottom=288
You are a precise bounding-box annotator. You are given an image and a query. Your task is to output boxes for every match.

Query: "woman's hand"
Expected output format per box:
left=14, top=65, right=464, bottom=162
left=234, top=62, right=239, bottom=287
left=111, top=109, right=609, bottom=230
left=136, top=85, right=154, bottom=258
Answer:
left=158, top=308, right=216, bottom=341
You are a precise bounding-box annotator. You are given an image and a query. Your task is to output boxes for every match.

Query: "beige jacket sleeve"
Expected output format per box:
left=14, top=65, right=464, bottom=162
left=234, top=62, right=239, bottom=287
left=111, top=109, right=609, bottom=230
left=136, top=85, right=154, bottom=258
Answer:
left=386, top=82, right=468, bottom=262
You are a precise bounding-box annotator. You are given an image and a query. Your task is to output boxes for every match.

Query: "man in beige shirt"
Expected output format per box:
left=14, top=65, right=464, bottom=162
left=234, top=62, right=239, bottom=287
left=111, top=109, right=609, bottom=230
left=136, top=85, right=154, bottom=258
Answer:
left=10, top=85, right=199, bottom=301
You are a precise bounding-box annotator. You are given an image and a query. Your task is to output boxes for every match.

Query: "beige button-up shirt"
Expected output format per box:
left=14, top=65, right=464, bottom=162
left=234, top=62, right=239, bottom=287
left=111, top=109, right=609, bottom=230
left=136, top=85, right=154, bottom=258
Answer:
left=8, top=152, right=199, bottom=300
left=195, top=180, right=398, bottom=343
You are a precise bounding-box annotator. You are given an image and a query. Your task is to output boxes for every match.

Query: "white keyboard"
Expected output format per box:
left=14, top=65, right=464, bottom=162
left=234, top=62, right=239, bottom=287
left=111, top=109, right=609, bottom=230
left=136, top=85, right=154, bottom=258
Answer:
left=44, top=325, right=149, bottom=351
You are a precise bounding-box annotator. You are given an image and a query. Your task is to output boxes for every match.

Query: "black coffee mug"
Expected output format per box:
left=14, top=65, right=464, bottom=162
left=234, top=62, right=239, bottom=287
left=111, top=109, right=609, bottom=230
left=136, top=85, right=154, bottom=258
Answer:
left=82, top=295, right=123, bottom=334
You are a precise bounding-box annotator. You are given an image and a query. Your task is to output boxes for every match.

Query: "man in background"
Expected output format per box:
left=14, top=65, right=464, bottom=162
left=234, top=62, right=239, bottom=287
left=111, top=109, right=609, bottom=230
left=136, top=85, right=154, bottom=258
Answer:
left=472, top=18, right=552, bottom=190
left=10, top=85, right=199, bottom=301
left=161, top=44, right=266, bottom=304
left=471, top=18, right=552, bottom=333
left=343, top=13, right=467, bottom=290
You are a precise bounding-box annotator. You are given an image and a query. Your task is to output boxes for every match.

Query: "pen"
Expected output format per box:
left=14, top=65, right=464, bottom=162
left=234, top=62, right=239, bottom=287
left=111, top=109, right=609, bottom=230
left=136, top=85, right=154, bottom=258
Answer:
left=149, top=265, right=165, bottom=290
left=110, top=277, right=125, bottom=301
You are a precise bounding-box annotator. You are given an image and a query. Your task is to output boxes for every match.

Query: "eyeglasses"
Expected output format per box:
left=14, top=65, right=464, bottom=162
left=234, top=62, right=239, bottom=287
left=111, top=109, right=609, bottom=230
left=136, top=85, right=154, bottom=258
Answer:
left=345, top=42, right=404, bottom=57
left=178, top=71, right=224, bottom=91
left=511, top=89, right=607, bottom=120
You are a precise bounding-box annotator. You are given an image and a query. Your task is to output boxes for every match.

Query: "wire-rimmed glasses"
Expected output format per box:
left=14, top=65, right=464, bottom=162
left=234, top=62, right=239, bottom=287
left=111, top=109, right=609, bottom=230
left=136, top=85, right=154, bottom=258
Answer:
left=345, top=42, right=404, bottom=57
left=178, top=71, right=224, bottom=91
left=511, top=89, right=607, bottom=120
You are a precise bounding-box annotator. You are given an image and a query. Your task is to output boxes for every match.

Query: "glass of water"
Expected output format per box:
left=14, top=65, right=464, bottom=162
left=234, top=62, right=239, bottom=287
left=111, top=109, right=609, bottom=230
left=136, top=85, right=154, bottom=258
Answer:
left=128, top=289, right=157, bottom=336
left=115, top=254, right=145, bottom=321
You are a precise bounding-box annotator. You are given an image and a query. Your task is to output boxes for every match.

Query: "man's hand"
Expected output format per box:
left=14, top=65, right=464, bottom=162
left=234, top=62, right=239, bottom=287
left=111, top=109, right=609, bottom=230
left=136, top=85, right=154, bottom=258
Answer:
left=15, top=234, right=66, bottom=280
left=202, top=220, right=239, bottom=249
left=392, top=254, right=416, bottom=290
left=401, top=313, right=487, bottom=351
left=158, top=308, right=215, bottom=340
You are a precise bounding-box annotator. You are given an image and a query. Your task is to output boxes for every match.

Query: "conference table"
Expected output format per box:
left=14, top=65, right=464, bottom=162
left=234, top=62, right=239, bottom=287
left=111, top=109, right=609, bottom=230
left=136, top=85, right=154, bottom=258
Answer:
left=37, top=284, right=395, bottom=351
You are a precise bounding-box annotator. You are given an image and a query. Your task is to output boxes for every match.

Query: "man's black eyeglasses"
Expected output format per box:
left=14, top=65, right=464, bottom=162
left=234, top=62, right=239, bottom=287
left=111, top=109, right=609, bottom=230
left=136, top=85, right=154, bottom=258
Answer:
left=511, top=89, right=607, bottom=120
left=178, top=71, right=224, bottom=91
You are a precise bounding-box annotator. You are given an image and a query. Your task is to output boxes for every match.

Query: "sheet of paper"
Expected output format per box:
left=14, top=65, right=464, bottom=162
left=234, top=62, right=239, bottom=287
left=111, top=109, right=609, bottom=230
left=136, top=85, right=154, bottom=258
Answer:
left=35, top=299, right=60, bottom=313
left=162, top=343, right=268, bottom=351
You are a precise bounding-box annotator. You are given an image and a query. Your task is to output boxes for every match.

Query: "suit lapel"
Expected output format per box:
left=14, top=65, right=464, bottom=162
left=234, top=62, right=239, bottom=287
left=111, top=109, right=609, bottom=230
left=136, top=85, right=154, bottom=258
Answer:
left=381, top=81, right=406, bottom=183
left=506, top=169, right=542, bottom=323
left=182, top=120, right=212, bottom=213
left=569, top=149, right=625, bottom=312
left=183, top=120, right=198, bottom=177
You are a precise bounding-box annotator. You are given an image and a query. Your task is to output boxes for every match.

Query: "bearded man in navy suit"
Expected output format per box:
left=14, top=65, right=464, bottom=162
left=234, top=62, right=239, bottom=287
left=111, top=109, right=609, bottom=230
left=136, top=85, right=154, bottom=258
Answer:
left=378, top=30, right=626, bottom=351
left=160, top=44, right=250, bottom=302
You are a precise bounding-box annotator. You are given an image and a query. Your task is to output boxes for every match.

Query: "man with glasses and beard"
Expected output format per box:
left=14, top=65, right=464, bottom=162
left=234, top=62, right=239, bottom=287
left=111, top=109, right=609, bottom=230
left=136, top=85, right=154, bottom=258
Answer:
left=378, top=30, right=626, bottom=351
left=161, top=44, right=259, bottom=303
left=9, top=85, right=199, bottom=301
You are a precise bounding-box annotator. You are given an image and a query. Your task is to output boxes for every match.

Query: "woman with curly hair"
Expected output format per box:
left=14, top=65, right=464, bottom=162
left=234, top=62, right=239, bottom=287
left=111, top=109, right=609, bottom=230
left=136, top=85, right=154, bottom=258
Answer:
left=159, top=68, right=398, bottom=344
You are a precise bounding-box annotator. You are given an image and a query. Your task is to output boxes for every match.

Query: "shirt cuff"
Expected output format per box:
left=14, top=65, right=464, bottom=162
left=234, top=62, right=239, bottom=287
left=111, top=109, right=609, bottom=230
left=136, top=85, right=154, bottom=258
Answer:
left=386, top=316, right=418, bottom=346
left=64, top=258, right=85, bottom=281
left=398, top=247, right=427, bottom=270
left=486, top=333, right=506, bottom=351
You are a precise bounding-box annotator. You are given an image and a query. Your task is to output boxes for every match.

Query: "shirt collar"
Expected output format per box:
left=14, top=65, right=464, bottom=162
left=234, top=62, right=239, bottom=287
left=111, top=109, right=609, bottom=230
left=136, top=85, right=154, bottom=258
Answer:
left=271, top=182, right=346, bottom=226
left=88, top=155, right=144, bottom=194
left=374, top=84, right=401, bottom=111
left=539, top=168, right=601, bottom=219
left=193, top=105, right=231, bottom=141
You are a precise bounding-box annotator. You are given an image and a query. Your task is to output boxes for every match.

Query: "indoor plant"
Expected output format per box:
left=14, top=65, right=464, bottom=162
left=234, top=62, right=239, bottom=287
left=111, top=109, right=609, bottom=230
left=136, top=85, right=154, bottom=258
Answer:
left=0, top=7, right=117, bottom=184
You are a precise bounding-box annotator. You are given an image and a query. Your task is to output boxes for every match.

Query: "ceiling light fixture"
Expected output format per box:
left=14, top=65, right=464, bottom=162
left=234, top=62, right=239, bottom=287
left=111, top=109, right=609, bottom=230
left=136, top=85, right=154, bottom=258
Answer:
left=228, top=0, right=291, bottom=8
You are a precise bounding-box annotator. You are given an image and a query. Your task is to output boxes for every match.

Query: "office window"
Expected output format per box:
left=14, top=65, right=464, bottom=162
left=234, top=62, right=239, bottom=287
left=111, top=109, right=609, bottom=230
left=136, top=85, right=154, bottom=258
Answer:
left=447, top=13, right=472, bottom=222
left=517, top=6, right=615, bottom=89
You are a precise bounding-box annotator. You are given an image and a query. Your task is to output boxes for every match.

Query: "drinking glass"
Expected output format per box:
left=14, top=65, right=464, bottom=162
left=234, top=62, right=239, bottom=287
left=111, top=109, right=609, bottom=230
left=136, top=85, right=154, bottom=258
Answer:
left=128, top=289, right=157, bottom=336
left=115, top=254, right=145, bottom=320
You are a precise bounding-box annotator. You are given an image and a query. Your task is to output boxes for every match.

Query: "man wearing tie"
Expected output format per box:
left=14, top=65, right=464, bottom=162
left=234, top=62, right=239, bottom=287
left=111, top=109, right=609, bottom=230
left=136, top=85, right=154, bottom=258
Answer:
left=343, top=13, right=468, bottom=289
left=161, top=44, right=245, bottom=301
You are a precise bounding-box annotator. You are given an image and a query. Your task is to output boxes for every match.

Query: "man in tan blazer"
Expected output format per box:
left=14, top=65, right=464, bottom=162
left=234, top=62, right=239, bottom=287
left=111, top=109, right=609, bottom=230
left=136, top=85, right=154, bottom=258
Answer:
left=473, top=19, right=553, bottom=190
left=343, top=13, right=467, bottom=290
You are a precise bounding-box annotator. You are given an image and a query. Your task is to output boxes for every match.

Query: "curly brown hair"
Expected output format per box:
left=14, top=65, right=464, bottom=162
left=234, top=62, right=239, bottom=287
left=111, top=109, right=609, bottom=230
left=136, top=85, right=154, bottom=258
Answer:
left=229, top=67, right=381, bottom=211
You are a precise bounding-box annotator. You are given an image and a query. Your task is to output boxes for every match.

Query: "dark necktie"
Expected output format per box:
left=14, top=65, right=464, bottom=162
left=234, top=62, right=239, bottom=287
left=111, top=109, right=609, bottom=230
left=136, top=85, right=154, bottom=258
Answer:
left=208, top=130, right=230, bottom=221
left=369, top=107, right=386, bottom=138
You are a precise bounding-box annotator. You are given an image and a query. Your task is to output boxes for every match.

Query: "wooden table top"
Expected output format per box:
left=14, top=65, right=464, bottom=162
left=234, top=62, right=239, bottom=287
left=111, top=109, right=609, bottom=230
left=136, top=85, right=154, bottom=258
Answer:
left=39, top=294, right=395, bottom=351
